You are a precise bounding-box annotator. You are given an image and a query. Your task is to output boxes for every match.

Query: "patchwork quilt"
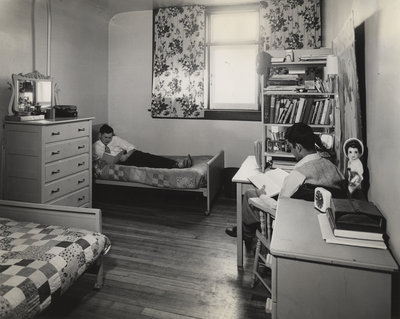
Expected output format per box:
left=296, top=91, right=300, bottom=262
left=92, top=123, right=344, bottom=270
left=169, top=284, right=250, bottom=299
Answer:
left=0, top=218, right=111, bottom=319
left=93, top=155, right=210, bottom=189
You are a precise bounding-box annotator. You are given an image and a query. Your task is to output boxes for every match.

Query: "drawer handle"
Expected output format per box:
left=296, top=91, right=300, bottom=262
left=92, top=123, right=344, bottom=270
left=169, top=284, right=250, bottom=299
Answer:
left=78, top=161, right=85, bottom=167
left=78, top=195, right=86, bottom=201
left=78, top=145, right=85, bottom=149
left=51, top=150, right=60, bottom=155
left=78, top=178, right=85, bottom=184
left=51, top=131, right=60, bottom=136
left=78, top=128, right=86, bottom=132
left=51, top=188, right=60, bottom=194
left=51, top=169, right=60, bottom=175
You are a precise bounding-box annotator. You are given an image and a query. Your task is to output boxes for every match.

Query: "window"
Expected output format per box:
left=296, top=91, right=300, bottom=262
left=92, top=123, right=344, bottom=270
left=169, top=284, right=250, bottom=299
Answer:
left=205, top=6, right=260, bottom=120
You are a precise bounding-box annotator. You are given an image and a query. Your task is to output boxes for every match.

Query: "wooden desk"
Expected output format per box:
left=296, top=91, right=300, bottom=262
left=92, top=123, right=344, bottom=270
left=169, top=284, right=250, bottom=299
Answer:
left=232, top=156, right=261, bottom=267
left=270, top=198, right=398, bottom=319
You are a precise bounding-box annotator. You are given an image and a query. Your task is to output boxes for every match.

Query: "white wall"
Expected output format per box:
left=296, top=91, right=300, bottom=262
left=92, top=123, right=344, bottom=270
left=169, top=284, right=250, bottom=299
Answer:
left=0, top=0, right=110, bottom=130
left=108, top=11, right=260, bottom=167
left=323, top=0, right=400, bottom=316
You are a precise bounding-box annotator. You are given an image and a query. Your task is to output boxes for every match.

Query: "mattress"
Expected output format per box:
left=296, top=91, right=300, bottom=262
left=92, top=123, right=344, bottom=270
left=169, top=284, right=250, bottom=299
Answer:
left=0, top=218, right=111, bottom=319
left=93, top=155, right=211, bottom=189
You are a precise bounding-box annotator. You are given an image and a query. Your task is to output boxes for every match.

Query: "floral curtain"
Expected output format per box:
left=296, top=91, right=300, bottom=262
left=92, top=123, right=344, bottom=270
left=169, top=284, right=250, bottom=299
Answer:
left=260, top=0, right=322, bottom=50
left=151, top=6, right=205, bottom=118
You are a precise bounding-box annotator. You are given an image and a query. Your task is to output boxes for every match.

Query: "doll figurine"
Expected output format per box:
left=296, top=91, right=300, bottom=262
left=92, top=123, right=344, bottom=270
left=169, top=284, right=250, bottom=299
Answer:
left=343, top=138, right=364, bottom=194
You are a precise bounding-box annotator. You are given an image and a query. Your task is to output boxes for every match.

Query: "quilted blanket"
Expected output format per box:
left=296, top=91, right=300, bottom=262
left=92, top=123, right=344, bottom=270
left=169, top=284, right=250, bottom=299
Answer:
left=93, top=155, right=211, bottom=189
left=0, top=218, right=111, bottom=319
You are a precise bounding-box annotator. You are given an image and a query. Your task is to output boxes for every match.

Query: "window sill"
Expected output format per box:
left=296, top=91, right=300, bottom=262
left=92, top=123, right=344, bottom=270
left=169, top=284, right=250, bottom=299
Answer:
left=204, top=110, right=261, bottom=121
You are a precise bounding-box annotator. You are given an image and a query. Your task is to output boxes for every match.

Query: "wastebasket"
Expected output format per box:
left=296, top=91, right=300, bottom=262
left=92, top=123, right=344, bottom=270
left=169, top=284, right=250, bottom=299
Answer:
left=223, top=167, right=239, bottom=198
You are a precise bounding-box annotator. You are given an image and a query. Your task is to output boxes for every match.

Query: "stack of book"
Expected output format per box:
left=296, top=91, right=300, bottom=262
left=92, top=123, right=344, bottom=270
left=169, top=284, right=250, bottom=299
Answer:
left=298, top=54, right=328, bottom=62
left=271, top=158, right=296, bottom=173
left=318, top=198, right=387, bottom=250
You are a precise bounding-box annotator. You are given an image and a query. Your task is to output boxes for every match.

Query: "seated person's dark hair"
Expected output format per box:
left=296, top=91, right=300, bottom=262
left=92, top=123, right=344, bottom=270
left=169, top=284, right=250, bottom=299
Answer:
left=285, top=122, right=320, bottom=151
left=99, top=124, right=114, bottom=135
left=285, top=122, right=331, bottom=157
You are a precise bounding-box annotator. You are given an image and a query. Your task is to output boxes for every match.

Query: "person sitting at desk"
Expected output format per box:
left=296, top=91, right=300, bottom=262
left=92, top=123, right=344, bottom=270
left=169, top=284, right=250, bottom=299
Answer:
left=93, top=124, right=192, bottom=168
left=225, top=123, right=346, bottom=247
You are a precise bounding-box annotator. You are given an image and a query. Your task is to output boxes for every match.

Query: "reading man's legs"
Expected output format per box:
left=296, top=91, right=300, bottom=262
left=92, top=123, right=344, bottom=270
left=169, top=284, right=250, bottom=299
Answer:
left=124, top=150, right=178, bottom=168
left=225, top=189, right=260, bottom=243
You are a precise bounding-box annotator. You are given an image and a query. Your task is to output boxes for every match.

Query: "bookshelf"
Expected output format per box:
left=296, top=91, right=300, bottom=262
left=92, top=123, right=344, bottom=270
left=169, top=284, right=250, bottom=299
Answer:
left=260, top=48, right=338, bottom=172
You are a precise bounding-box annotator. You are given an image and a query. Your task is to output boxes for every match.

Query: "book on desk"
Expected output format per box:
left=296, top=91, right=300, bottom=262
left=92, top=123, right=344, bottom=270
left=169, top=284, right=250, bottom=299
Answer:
left=317, top=198, right=387, bottom=249
left=318, top=213, right=387, bottom=249
left=248, top=168, right=289, bottom=197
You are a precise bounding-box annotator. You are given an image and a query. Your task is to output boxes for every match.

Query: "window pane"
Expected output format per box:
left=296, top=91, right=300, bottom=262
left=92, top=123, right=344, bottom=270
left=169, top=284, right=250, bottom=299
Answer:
left=210, top=11, right=258, bottom=43
left=210, top=45, right=258, bottom=110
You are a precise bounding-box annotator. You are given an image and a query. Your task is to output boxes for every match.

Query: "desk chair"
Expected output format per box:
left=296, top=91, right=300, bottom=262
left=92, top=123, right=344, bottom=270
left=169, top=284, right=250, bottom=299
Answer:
left=249, top=197, right=275, bottom=294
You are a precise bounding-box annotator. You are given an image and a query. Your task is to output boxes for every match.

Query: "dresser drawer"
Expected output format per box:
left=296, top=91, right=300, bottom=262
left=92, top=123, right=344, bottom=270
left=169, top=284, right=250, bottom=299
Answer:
left=48, top=187, right=89, bottom=207
left=45, top=137, right=89, bottom=162
left=44, top=121, right=90, bottom=143
left=44, top=171, right=89, bottom=202
left=45, top=154, right=89, bottom=182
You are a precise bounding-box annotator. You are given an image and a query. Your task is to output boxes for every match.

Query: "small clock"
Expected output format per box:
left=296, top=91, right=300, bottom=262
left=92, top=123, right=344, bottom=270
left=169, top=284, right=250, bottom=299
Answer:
left=314, top=187, right=332, bottom=213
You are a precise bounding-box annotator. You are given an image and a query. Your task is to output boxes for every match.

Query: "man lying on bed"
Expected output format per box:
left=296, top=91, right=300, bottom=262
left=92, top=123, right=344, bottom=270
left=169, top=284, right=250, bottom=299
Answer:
left=93, top=124, right=192, bottom=168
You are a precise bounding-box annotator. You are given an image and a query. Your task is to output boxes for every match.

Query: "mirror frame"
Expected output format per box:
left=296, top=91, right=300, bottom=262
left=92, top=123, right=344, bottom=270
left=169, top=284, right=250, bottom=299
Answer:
left=8, top=71, right=54, bottom=116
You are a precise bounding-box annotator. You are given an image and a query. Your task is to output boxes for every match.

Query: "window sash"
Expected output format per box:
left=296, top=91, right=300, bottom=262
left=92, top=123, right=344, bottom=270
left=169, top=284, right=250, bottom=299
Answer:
left=206, top=6, right=260, bottom=113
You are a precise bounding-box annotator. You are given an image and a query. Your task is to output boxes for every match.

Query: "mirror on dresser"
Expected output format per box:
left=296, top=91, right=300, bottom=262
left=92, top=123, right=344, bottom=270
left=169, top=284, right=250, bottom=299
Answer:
left=6, top=71, right=54, bottom=120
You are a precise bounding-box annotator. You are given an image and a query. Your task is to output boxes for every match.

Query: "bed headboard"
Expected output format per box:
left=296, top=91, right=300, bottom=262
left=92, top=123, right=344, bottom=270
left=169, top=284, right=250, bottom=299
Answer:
left=92, top=123, right=105, bottom=144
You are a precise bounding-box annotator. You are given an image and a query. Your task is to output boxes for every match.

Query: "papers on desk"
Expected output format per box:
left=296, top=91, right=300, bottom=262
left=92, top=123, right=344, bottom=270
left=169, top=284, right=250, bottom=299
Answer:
left=318, top=213, right=387, bottom=250
left=248, top=168, right=289, bottom=197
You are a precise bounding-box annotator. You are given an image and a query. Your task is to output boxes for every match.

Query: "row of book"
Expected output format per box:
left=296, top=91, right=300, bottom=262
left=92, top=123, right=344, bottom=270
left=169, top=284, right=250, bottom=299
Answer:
left=265, top=96, right=333, bottom=125
left=319, top=198, right=387, bottom=250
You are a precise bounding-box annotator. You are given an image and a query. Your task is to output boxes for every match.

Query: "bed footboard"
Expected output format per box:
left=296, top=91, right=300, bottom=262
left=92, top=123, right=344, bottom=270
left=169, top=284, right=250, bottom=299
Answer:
left=0, top=200, right=105, bottom=289
left=206, top=150, right=225, bottom=215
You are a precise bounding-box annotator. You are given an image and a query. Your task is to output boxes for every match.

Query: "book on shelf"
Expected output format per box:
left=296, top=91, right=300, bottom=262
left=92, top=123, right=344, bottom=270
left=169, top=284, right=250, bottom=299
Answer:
left=330, top=198, right=386, bottom=234
left=299, top=54, right=328, bottom=61
left=265, top=85, right=305, bottom=92
left=294, top=97, right=306, bottom=123
left=326, top=208, right=384, bottom=241
left=267, top=95, right=275, bottom=123
left=318, top=213, right=387, bottom=250
left=319, top=99, right=330, bottom=125
left=271, top=57, right=285, bottom=63
left=272, top=159, right=296, bottom=173
left=248, top=168, right=289, bottom=198
left=268, top=74, right=300, bottom=86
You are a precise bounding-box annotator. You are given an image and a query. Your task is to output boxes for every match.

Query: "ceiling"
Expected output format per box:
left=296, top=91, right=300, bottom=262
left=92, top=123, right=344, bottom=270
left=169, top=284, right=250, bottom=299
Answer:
left=96, top=0, right=258, bottom=17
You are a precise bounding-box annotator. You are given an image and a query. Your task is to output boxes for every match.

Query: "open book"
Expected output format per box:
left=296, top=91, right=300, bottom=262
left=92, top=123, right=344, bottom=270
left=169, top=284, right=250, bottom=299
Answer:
left=102, top=151, right=124, bottom=164
left=248, top=168, right=289, bottom=197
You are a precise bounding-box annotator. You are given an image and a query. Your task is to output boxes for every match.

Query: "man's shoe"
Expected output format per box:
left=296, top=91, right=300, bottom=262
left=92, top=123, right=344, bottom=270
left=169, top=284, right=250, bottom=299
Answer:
left=225, top=226, right=237, bottom=238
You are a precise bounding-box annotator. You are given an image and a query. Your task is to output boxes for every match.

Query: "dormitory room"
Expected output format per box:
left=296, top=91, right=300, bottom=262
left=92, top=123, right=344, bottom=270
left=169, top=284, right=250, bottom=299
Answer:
left=0, top=0, right=399, bottom=318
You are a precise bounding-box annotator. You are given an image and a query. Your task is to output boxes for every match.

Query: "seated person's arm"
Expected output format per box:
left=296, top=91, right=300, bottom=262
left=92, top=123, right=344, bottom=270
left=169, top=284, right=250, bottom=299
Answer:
left=119, top=149, right=134, bottom=162
left=114, top=136, right=135, bottom=162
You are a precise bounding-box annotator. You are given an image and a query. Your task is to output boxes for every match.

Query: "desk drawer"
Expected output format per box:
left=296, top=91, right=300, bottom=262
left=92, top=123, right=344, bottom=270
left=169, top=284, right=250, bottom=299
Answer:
left=44, top=121, right=90, bottom=143
left=45, top=154, right=89, bottom=182
left=45, top=137, right=89, bottom=162
left=48, top=187, right=89, bottom=207
left=44, top=171, right=89, bottom=202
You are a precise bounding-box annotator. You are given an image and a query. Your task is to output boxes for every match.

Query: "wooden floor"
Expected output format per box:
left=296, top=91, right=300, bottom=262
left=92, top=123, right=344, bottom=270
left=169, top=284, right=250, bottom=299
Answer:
left=39, top=185, right=270, bottom=319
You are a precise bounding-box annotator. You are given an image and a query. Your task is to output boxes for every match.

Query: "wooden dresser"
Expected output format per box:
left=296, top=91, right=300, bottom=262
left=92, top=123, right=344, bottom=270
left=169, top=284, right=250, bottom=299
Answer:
left=3, top=117, right=93, bottom=207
